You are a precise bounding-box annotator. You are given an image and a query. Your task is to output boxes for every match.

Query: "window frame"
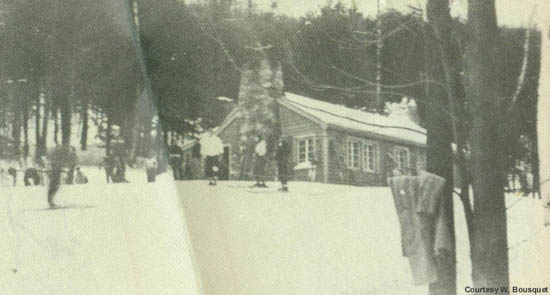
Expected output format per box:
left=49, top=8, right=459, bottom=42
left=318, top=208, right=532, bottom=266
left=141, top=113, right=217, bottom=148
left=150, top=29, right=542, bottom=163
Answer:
left=362, top=140, right=379, bottom=173
left=296, top=134, right=316, bottom=164
left=347, top=137, right=361, bottom=170
left=394, top=146, right=410, bottom=173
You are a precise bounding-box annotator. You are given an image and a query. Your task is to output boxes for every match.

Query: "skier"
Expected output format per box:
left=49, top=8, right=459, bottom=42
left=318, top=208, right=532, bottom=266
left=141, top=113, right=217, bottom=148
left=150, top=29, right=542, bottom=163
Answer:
left=200, top=130, right=223, bottom=185
left=253, top=135, right=267, bottom=188
left=168, top=140, right=184, bottom=180
left=103, top=150, right=115, bottom=183
left=145, top=152, right=159, bottom=183
left=276, top=139, right=291, bottom=192
left=48, top=145, right=77, bottom=208
left=183, top=143, right=202, bottom=180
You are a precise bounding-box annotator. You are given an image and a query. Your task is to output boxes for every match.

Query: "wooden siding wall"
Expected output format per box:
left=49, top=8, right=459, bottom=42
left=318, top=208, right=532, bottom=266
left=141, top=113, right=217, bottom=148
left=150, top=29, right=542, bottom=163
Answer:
left=326, top=128, right=426, bottom=186
left=211, top=104, right=428, bottom=186
left=279, top=105, right=325, bottom=182
left=217, top=118, right=245, bottom=180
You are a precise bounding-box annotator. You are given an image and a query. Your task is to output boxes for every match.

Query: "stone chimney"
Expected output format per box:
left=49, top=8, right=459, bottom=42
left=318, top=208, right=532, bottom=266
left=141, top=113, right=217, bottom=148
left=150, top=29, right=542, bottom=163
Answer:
left=405, top=98, right=421, bottom=125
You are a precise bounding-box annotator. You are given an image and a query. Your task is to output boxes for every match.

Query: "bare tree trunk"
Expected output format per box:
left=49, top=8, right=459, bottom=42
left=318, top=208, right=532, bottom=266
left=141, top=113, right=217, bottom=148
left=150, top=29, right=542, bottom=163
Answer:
left=12, top=110, right=21, bottom=159
left=53, top=104, right=59, bottom=144
left=35, top=94, right=41, bottom=152
left=466, top=0, right=509, bottom=288
left=11, top=84, right=22, bottom=159
left=60, top=91, right=71, bottom=146
left=40, top=97, right=50, bottom=156
left=106, top=116, right=112, bottom=155
left=423, top=3, right=456, bottom=293
left=23, top=107, right=29, bottom=159
left=426, top=0, right=475, bottom=260
left=81, top=99, right=88, bottom=151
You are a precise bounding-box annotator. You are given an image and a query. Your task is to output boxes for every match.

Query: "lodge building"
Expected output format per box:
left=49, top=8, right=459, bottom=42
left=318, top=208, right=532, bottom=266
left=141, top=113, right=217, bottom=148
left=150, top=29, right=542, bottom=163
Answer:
left=184, top=92, right=428, bottom=187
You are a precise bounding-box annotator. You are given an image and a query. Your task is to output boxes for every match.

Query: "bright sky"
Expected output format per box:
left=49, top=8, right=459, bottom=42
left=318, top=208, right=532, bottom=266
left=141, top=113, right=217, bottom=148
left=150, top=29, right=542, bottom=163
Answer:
left=247, top=0, right=539, bottom=28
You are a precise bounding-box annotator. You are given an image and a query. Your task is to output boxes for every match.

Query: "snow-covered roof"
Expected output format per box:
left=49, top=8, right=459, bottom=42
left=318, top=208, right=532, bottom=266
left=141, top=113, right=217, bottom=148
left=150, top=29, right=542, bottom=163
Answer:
left=281, top=92, right=427, bottom=146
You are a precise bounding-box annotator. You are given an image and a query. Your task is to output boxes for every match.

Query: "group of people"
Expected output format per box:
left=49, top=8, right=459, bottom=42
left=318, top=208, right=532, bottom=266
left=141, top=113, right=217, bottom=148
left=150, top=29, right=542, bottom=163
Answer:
left=253, top=134, right=291, bottom=192
left=0, top=144, right=88, bottom=208
left=195, top=130, right=291, bottom=192
left=0, top=147, right=89, bottom=190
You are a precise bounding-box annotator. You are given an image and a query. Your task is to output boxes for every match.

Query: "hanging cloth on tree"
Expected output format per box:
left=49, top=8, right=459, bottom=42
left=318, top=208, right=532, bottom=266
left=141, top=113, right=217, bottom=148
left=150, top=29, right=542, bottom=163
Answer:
left=388, top=171, right=451, bottom=285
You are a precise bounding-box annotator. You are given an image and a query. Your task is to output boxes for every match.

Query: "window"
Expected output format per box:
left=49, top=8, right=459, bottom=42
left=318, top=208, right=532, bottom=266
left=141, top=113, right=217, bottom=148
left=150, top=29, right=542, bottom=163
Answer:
left=363, top=141, right=378, bottom=172
left=298, top=137, right=315, bottom=163
left=395, top=147, right=410, bottom=174
left=347, top=139, right=360, bottom=169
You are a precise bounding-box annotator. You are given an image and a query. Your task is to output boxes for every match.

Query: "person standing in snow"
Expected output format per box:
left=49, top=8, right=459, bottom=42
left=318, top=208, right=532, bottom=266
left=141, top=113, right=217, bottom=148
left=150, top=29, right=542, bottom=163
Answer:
left=183, top=143, right=202, bottom=180
left=145, top=152, right=159, bottom=183
left=168, top=140, right=184, bottom=180
left=276, top=138, right=291, bottom=192
left=200, top=130, right=224, bottom=185
left=47, top=145, right=77, bottom=208
left=253, top=135, right=267, bottom=187
left=103, top=150, right=115, bottom=183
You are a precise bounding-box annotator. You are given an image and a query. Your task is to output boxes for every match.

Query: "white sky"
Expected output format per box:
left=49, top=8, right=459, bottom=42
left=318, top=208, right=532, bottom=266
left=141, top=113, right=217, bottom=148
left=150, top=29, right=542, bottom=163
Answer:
left=243, top=0, right=538, bottom=28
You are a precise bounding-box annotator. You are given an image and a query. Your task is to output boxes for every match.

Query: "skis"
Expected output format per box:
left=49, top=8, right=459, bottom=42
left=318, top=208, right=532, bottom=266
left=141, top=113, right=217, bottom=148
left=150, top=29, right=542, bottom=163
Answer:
left=37, top=205, right=97, bottom=211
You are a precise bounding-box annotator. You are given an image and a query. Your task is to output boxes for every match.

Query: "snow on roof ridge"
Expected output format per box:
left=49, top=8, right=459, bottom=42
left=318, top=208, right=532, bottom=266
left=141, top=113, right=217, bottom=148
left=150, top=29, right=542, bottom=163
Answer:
left=283, top=92, right=427, bottom=145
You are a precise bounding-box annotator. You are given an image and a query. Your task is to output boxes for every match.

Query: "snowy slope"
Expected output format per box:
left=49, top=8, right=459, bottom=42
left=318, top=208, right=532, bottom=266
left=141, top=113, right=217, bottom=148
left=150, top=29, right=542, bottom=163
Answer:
left=0, top=169, right=200, bottom=295
left=179, top=181, right=550, bottom=295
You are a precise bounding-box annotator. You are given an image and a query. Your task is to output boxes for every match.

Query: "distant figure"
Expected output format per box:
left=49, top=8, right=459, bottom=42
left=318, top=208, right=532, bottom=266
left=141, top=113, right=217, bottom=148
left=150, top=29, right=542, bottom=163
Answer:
left=75, top=167, right=89, bottom=184
left=200, top=130, right=223, bottom=185
left=103, top=150, right=115, bottom=183
left=8, top=167, right=17, bottom=186
left=24, top=168, right=41, bottom=186
left=111, top=155, right=129, bottom=183
left=145, top=153, right=159, bottom=183
left=253, top=135, right=267, bottom=188
left=183, top=144, right=202, bottom=180
left=48, top=145, right=78, bottom=208
left=276, top=139, right=291, bottom=192
left=169, top=141, right=184, bottom=180
left=111, top=139, right=128, bottom=183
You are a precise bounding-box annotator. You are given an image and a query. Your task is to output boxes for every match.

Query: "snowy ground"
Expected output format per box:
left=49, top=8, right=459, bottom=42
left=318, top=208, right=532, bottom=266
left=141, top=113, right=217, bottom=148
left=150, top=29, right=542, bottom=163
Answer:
left=179, top=181, right=550, bottom=295
left=2, top=171, right=549, bottom=295
left=0, top=168, right=200, bottom=295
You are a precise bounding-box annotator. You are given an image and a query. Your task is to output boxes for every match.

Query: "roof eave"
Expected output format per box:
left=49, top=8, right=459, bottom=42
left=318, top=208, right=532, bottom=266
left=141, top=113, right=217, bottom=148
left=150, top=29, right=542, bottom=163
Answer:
left=327, top=124, right=427, bottom=147
left=278, top=99, right=328, bottom=130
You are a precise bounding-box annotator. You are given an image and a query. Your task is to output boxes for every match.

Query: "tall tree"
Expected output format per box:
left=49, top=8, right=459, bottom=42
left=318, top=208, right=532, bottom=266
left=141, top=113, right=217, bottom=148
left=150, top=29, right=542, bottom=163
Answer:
left=423, top=0, right=457, bottom=293
left=465, top=0, right=509, bottom=288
